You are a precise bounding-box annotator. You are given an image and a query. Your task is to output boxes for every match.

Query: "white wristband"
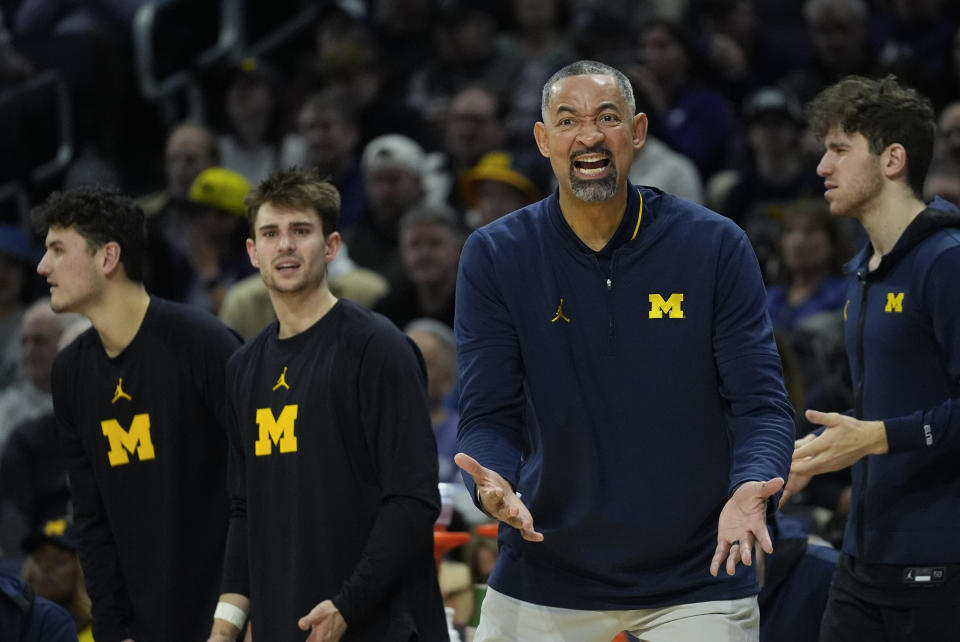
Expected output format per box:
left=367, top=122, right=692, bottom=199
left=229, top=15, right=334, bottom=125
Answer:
left=214, top=601, right=247, bottom=630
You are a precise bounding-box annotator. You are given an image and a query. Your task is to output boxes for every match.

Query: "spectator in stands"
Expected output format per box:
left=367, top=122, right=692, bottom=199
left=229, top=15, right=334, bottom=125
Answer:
left=0, top=225, right=38, bottom=390
left=713, top=87, right=823, bottom=282
left=406, top=6, right=516, bottom=134
left=936, top=101, right=960, bottom=166
left=178, top=167, right=257, bottom=313
left=766, top=199, right=849, bottom=338
left=0, top=299, right=73, bottom=457
left=344, top=134, right=427, bottom=289
left=316, top=28, right=438, bottom=151
left=406, top=318, right=460, bottom=483
left=281, top=89, right=367, bottom=230
left=217, top=58, right=283, bottom=184
left=141, top=122, right=219, bottom=302
left=20, top=517, right=93, bottom=640
left=460, top=149, right=553, bottom=229
left=0, top=570, right=76, bottom=640
left=780, top=0, right=875, bottom=106
left=0, top=317, right=87, bottom=558
left=689, top=0, right=803, bottom=107
left=627, top=18, right=735, bottom=181
left=141, top=122, right=219, bottom=216
left=439, top=85, right=512, bottom=211
left=374, top=202, right=464, bottom=329
left=496, top=0, right=576, bottom=145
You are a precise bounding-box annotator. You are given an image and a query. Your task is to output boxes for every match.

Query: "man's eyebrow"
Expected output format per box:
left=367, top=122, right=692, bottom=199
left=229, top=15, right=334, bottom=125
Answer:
left=554, top=102, right=621, bottom=116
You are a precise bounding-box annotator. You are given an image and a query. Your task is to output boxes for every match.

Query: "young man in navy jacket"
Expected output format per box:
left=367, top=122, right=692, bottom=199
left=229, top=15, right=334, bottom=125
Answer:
left=454, top=60, right=794, bottom=641
left=787, top=75, right=960, bottom=641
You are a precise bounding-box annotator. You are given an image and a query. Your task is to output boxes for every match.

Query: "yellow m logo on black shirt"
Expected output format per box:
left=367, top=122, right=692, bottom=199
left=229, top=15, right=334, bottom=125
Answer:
left=649, top=293, right=684, bottom=319
left=101, top=414, right=155, bottom=467
left=255, top=405, right=298, bottom=456
left=885, top=292, right=904, bottom=313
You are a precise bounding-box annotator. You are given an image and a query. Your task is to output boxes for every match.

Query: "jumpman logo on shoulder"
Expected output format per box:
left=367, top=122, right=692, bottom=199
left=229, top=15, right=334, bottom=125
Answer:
left=111, top=378, right=132, bottom=404
left=272, top=366, right=290, bottom=391
left=551, top=298, right=571, bottom=323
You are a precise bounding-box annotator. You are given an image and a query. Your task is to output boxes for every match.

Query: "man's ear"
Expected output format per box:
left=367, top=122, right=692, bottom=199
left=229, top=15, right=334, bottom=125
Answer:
left=325, top=231, right=342, bottom=265
left=882, top=142, right=908, bottom=181
left=632, top=112, right=648, bottom=151
left=533, top=122, right=551, bottom=158
left=100, top=241, right=123, bottom=277
left=246, top=237, right=259, bottom=269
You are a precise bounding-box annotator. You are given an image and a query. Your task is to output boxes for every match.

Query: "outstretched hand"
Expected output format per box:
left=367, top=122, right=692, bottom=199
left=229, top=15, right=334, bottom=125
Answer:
left=455, top=452, right=543, bottom=542
left=791, top=410, right=888, bottom=477
left=710, top=477, right=784, bottom=577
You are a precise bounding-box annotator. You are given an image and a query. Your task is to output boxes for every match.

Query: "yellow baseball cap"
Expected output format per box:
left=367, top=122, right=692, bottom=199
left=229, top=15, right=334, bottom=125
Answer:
left=188, top=167, right=252, bottom=217
left=461, top=151, right=546, bottom=207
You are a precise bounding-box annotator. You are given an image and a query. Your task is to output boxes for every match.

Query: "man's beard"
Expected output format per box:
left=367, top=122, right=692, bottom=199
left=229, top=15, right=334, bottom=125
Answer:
left=568, top=150, right=618, bottom=202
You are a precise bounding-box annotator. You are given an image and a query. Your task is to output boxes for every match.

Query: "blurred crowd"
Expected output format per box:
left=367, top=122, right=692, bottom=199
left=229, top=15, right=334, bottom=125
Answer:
left=2, top=0, right=960, bottom=635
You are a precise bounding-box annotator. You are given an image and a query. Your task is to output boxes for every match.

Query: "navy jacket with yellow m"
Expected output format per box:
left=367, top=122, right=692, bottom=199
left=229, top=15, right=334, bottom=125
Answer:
left=455, top=183, right=795, bottom=609
left=840, top=197, right=960, bottom=565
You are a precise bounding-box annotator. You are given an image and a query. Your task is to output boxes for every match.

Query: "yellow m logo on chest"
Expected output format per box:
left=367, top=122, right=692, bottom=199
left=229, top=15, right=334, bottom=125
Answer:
left=255, top=405, right=299, bottom=456
left=101, top=414, right=155, bottom=467
left=649, top=293, right=684, bottom=318
left=885, top=292, right=904, bottom=313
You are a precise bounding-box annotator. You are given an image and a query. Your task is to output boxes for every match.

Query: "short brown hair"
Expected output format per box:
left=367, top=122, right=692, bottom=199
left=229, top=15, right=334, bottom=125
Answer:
left=807, top=75, right=935, bottom=198
left=244, top=167, right=340, bottom=236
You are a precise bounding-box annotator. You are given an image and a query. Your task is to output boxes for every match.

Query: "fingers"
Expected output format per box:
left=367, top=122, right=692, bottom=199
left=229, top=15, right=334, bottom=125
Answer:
left=760, top=477, right=785, bottom=498
left=520, top=526, right=545, bottom=542
left=778, top=483, right=795, bottom=509
left=498, top=494, right=544, bottom=542
left=298, top=604, right=324, bottom=631
left=455, top=453, right=544, bottom=541
left=804, top=408, right=840, bottom=427
left=709, top=540, right=729, bottom=576
left=711, top=532, right=758, bottom=577
left=794, top=433, right=816, bottom=448
left=756, top=521, right=775, bottom=555
left=454, top=452, right=483, bottom=477
left=793, top=438, right=825, bottom=461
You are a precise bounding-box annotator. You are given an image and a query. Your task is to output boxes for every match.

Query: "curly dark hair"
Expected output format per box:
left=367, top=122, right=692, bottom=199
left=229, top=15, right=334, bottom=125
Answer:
left=245, top=167, right=340, bottom=237
left=807, top=75, right=935, bottom=198
left=30, top=187, right=147, bottom=282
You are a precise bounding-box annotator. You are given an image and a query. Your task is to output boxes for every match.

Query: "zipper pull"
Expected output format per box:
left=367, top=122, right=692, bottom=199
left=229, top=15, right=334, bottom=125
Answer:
left=606, top=278, right=612, bottom=290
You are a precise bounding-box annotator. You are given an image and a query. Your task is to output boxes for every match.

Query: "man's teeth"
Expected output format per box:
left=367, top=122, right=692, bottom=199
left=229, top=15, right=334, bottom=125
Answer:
left=578, top=166, right=606, bottom=175
left=575, top=156, right=608, bottom=174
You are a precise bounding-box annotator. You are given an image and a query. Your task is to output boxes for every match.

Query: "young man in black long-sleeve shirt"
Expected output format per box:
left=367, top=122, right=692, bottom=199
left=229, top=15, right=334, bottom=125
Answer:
left=208, top=168, right=447, bottom=642
left=32, top=188, right=240, bottom=642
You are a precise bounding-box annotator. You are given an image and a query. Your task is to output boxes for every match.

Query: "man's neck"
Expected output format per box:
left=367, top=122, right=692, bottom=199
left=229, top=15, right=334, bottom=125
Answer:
left=88, top=284, right=151, bottom=358
left=859, top=187, right=926, bottom=270
left=270, top=284, right=339, bottom=339
left=558, top=186, right=629, bottom=252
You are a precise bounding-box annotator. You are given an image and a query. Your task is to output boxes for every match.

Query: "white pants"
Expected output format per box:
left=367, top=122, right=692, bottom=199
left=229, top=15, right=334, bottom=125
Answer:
left=474, top=587, right=759, bottom=642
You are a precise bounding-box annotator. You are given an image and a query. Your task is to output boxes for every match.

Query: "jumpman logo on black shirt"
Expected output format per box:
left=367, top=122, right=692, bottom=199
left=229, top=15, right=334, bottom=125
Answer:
left=273, top=366, right=290, bottom=391
left=551, top=298, right=571, bottom=323
left=111, top=378, right=132, bottom=404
